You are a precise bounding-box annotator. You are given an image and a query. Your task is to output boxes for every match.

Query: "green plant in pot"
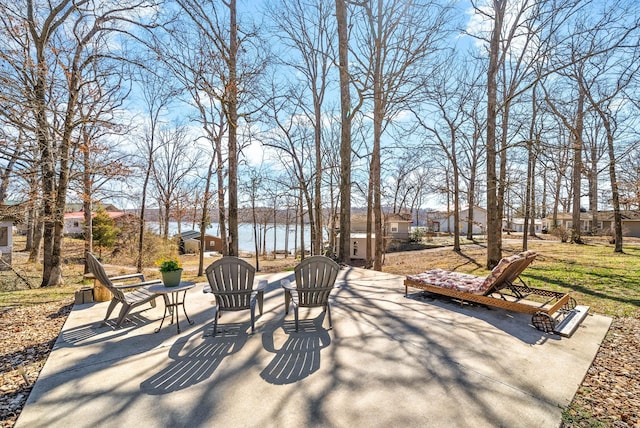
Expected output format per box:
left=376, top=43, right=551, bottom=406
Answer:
left=157, top=258, right=183, bottom=287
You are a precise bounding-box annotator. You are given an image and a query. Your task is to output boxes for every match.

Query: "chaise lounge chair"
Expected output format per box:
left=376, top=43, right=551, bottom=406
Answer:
left=86, top=253, right=163, bottom=327
left=404, top=251, right=589, bottom=336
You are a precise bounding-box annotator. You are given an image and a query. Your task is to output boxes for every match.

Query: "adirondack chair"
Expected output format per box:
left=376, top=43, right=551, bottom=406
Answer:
left=86, top=253, right=162, bottom=327
left=281, top=255, right=340, bottom=332
left=204, top=257, right=267, bottom=336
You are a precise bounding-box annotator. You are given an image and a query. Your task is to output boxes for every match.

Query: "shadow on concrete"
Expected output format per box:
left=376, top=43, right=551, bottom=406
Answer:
left=403, top=291, right=560, bottom=345
left=260, top=317, right=331, bottom=385
left=59, top=307, right=160, bottom=346
left=141, top=323, right=249, bottom=395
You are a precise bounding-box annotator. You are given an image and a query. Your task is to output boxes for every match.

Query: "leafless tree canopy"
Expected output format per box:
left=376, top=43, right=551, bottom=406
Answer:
left=1, top=0, right=640, bottom=281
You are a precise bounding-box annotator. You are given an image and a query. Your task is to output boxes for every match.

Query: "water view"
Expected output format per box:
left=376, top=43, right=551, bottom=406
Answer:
left=147, top=221, right=312, bottom=253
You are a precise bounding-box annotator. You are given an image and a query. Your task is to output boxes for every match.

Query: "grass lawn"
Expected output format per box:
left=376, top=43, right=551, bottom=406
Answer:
left=522, top=242, right=640, bottom=317
left=383, top=238, right=640, bottom=319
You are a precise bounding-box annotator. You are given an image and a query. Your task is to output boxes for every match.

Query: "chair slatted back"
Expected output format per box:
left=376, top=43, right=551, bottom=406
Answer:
left=293, top=256, right=340, bottom=308
left=205, top=257, right=255, bottom=311
left=86, top=253, right=125, bottom=301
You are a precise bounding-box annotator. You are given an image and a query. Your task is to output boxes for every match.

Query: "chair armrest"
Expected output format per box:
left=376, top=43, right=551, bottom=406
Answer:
left=297, top=285, right=335, bottom=293
left=256, top=279, right=268, bottom=291
left=203, top=283, right=212, bottom=293
left=109, top=273, right=146, bottom=282
left=113, top=279, right=162, bottom=290
left=281, top=279, right=294, bottom=290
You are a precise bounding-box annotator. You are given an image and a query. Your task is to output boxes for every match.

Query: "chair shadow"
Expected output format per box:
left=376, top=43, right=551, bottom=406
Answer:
left=260, top=316, right=331, bottom=385
left=406, top=291, right=560, bottom=344
left=59, top=310, right=158, bottom=347
left=140, top=322, right=249, bottom=395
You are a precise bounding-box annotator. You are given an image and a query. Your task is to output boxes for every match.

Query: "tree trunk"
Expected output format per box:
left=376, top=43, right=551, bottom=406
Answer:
left=314, top=102, right=323, bottom=255
left=83, top=137, right=93, bottom=274
left=199, top=154, right=216, bottom=276
left=335, top=0, right=351, bottom=264
left=299, top=186, right=306, bottom=260
left=571, top=90, right=585, bottom=244
left=450, top=131, right=460, bottom=252
left=227, top=0, right=239, bottom=256
left=600, top=111, right=623, bottom=252
left=366, top=170, right=374, bottom=268
left=137, top=148, right=153, bottom=272
left=252, top=185, right=260, bottom=271
left=371, top=0, right=384, bottom=271
left=485, top=0, right=505, bottom=269
left=163, top=201, right=171, bottom=241
left=29, top=214, right=43, bottom=263
left=589, top=141, right=599, bottom=234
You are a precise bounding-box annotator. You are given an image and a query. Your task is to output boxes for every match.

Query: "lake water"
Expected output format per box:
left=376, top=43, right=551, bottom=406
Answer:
left=147, top=221, right=312, bottom=253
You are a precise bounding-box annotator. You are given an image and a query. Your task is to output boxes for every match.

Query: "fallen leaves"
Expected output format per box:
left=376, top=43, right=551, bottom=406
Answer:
left=562, top=317, right=640, bottom=427
left=0, top=301, right=72, bottom=428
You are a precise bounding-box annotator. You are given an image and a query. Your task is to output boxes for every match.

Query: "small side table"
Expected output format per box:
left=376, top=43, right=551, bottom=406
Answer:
left=148, top=282, right=196, bottom=334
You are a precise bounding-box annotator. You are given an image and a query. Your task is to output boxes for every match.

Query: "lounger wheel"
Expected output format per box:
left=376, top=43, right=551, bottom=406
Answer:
left=531, top=312, right=555, bottom=333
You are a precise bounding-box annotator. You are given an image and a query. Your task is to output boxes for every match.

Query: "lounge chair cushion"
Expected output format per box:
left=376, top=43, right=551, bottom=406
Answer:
left=406, top=253, right=525, bottom=295
left=407, top=270, right=486, bottom=293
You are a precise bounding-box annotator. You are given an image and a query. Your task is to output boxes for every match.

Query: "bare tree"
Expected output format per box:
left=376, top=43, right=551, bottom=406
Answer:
left=541, top=0, right=640, bottom=245
left=469, top=0, right=585, bottom=267
left=579, top=9, right=640, bottom=251
left=334, top=0, right=352, bottom=264
left=132, top=66, right=179, bottom=271
left=0, top=0, right=158, bottom=286
left=170, top=0, right=266, bottom=257
left=154, top=23, right=231, bottom=270
left=348, top=0, right=452, bottom=269
left=151, top=126, right=197, bottom=240
left=269, top=0, right=336, bottom=255
left=261, top=83, right=317, bottom=261
left=542, top=66, right=587, bottom=244
left=415, top=52, right=478, bottom=252
left=73, top=69, right=132, bottom=273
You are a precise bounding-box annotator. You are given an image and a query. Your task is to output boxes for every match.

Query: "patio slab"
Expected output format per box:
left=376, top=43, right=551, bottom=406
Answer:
left=15, top=267, right=611, bottom=428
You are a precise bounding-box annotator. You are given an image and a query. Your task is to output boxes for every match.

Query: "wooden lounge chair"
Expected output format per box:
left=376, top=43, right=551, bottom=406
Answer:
left=86, top=253, right=162, bottom=327
left=204, top=257, right=267, bottom=336
left=404, top=251, right=589, bottom=336
left=281, top=255, right=340, bottom=332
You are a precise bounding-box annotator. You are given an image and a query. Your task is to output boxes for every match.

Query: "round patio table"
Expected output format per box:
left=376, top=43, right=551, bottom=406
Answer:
left=148, top=282, right=196, bottom=334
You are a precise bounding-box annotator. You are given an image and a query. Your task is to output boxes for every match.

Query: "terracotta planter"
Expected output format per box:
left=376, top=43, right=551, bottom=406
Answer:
left=161, top=269, right=183, bottom=287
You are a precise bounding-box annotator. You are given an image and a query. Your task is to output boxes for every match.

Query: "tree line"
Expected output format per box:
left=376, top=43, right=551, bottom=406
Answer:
left=1, top=0, right=639, bottom=286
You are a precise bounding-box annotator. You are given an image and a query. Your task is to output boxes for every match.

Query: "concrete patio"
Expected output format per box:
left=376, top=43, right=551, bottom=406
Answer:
left=16, top=267, right=611, bottom=428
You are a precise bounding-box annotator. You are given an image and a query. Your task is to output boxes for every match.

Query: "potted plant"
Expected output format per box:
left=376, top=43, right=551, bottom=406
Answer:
left=157, top=257, right=183, bottom=287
